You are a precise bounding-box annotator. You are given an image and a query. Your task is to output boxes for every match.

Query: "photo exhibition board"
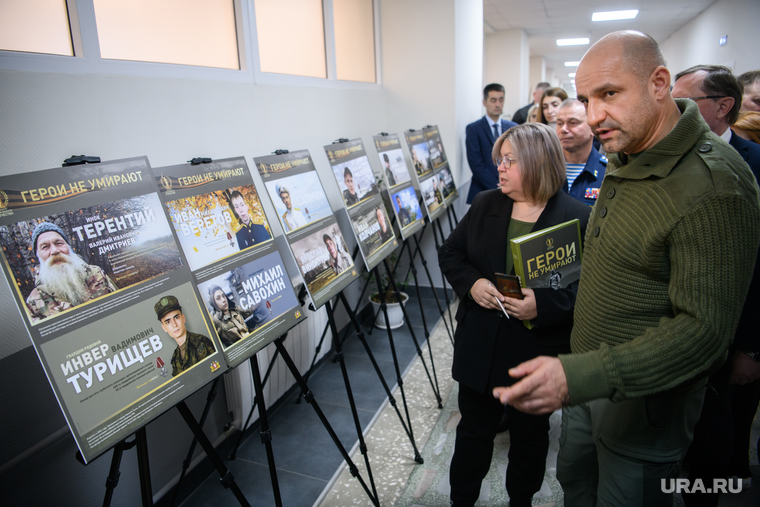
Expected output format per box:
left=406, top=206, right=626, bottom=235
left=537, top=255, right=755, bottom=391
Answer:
left=0, top=158, right=226, bottom=464
left=255, top=150, right=359, bottom=309
left=372, top=134, right=425, bottom=241
left=422, top=125, right=459, bottom=206
left=323, top=138, right=398, bottom=271
left=403, top=130, right=446, bottom=221
left=153, top=157, right=305, bottom=368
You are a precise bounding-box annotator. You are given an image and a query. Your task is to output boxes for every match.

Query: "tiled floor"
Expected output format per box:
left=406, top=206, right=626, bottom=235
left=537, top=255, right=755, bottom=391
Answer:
left=172, top=288, right=453, bottom=507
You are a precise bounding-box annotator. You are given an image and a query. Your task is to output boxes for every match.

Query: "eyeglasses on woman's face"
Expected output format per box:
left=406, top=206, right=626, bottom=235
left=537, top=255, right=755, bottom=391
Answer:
left=497, top=156, right=518, bottom=169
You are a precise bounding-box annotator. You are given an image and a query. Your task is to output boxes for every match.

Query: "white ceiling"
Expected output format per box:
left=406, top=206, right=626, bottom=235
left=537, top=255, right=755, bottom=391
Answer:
left=483, top=0, right=717, bottom=83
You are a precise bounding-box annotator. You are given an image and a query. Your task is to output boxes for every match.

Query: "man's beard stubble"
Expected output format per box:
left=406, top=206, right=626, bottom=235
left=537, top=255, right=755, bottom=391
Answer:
left=37, top=251, right=91, bottom=306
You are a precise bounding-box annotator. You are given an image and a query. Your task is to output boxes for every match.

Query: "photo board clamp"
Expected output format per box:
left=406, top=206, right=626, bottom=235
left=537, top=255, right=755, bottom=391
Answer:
left=273, top=149, right=289, bottom=155
left=62, top=155, right=100, bottom=166
left=188, top=157, right=212, bottom=165
left=332, top=138, right=350, bottom=144
left=378, top=132, right=389, bottom=136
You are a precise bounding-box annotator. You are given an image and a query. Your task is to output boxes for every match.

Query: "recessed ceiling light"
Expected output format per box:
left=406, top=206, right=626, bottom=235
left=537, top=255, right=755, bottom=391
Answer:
left=592, top=10, right=639, bottom=21
left=557, top=38, right=590, bottom=46
left=565, top=61, right=580, bottom=67
left=568, top=73, right=576, bottom=78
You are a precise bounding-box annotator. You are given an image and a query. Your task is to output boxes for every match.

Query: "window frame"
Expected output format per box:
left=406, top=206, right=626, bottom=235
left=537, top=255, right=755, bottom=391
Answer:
left=0, top=0, right=382, bottom=90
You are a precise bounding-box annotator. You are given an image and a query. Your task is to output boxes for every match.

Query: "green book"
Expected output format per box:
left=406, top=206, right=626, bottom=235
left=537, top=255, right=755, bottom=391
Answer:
left=510, top=219, right=583, bottom=329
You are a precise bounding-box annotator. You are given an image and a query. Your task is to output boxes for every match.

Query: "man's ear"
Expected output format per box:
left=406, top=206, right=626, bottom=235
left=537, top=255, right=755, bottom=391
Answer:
left=716, top=97, right=736, bottom=120
left=651, top=66, right=672, bottom=100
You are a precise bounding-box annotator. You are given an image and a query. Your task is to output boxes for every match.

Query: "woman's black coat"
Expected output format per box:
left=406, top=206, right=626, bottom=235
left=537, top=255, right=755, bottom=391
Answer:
left=438, top=189, right=591, bottom=394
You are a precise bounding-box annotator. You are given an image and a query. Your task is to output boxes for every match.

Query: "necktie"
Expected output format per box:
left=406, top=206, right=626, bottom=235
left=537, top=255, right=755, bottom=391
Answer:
left=493, top=123, right=499, bottom=140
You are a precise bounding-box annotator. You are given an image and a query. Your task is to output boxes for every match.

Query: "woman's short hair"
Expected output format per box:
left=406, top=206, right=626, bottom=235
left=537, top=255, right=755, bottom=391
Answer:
left=492, top=123, right=566, bottom=203
left=733, top=111, right=760, bottom=144
left=538, top=87, right=569, bottom=124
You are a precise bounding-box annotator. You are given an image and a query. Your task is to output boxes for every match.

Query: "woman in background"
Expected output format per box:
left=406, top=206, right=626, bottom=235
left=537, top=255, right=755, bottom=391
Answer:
left=439, top=123, right=590, bottom=507
left=538, top=87, right=568, bottom=129
left=733, top=111, right=760, bottom=144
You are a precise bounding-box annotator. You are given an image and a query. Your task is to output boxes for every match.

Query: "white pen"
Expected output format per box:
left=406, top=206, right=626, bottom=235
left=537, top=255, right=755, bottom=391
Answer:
left=494, top=296, right=509, bottom=318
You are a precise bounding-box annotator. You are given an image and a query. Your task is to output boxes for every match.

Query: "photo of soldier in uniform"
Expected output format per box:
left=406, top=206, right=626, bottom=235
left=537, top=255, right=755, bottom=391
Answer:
left=410, top=142, right=433, bottom=177
left=154, top=295, right=216, bottom=377
left=0, top=193, right=182, bottom=323
left=376, top=148, right=410, bottom=189
left=264, top=172, right=332, bottom=234
left=391, top=187, right=422, bottom=230
left=291, top=224, right=354, bottom=295
left=419, top=176, right=443, bottom=214
left=230, top=189, right=270, bottom=250
left=23, top=222, right=118, bottom=322
left=330, top=157, right=379, bottom=209
left=437, top=165, right=458, bottom=201
left=197, top=251, right=299, bottom=352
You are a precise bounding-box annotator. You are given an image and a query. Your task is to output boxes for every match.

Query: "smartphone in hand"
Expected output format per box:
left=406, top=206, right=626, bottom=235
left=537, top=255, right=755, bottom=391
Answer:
left=494, top=272, right=524, bottom=300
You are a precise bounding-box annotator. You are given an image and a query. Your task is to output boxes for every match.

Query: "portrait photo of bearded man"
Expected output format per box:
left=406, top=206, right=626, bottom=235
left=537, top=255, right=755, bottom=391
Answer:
left=25, top=222, right=117, bottom=322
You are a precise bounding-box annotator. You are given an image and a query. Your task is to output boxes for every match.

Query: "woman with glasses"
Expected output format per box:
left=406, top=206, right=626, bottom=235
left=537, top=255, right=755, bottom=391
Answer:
left=439, top=123, right=591, bottom=507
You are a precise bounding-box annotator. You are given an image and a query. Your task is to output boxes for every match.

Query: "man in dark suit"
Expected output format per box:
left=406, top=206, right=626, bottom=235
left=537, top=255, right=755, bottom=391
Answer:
left=512, top=82, right=550, bottom=125
left=465, top=83, right=517, bottom=203
left=672, top=64, right=760, bottom=506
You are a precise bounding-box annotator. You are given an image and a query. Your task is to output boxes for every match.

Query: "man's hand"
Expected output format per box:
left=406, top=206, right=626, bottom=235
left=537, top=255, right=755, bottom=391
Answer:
left=728, top=351, right=760, bottom=385
left=492, top=356, right=569, bottom=414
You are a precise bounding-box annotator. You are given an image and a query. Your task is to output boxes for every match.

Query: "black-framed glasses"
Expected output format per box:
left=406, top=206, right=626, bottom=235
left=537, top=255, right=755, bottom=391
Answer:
left=496, top=156, right=518, bottom=168
left=686, top=95, right=727, bottom=101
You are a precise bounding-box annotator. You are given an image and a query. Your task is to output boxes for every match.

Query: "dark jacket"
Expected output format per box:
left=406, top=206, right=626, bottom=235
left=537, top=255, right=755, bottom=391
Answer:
left=465, top=116, right=518, bottom=203
left=729, top=130, right=760, bottom=350
left=439, top=189, right=591, bottom=393
left=564, top=145, right=608, bottom=206
left=512, top=102, right=533, bottom=125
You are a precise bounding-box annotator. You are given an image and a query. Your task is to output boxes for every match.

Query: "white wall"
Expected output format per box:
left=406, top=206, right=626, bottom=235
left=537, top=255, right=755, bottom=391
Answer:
left=484, top=29, right=530, bottom=119
left=529, top=55, right=546, bottom=94
left=660, top=0, right=760, bottom=77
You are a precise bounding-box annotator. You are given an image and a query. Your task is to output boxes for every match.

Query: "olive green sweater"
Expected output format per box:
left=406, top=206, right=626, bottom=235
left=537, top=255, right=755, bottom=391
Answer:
left=560, top=99, right=760, bottom=405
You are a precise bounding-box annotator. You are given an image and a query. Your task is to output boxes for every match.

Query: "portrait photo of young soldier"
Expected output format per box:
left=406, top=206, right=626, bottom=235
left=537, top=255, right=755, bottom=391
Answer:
left=324, top=233, right=352, bottom=276
left=229, top=190, right=270, bottom=250
left=375, top=206, right=394, bottom=244
left=276, top=183, right=308, bottom=233
left=154, top=295, right=216, bottom=376
left=25, top=222, right=118, bottom=322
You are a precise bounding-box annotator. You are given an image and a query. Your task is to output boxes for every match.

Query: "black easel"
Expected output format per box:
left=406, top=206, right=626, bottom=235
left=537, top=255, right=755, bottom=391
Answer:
left=273, top=334, right=380, bottom=506
left=228, top=344, right=283, bottom=460
left=249, top=348, right=282, bottom=507
left=174, top=401, right=251, bottom=506
left=98, top=429, right=152, bottom=507
left=430, top=216, right=456, bottom=331
left=170, top=377, right=222, bottom=507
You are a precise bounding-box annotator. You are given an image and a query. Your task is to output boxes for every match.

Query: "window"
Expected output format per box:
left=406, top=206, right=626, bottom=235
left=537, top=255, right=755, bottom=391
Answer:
left=333, top=0, right=375, bottom=83
left=253, top=0, right=327, bottom=78
left=0, top=0, right=74, bottom=56
left=93, top=0, right=239, bottom=70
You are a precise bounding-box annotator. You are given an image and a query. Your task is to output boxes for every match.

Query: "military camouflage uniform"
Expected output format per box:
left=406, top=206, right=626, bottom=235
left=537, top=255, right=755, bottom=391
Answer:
left=211, top=307, right=253, bottom=348
left=25, top=264, right=118, bottom=322
left=171, top=331, right=216, bottom=376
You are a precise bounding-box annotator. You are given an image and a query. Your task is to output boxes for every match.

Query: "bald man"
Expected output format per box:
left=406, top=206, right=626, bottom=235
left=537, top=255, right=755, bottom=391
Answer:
left=492, top=31, right=760, bottom=505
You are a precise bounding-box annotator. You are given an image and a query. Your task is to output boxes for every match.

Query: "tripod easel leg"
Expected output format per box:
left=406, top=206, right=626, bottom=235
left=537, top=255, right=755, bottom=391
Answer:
left=102, top=438, right=135, bottom=507
left=431, top=219, right=455, bottom=331
left=230, top=342, right=282, bottom=458
left=175, top=401, right=250, bottom=507
left=170, top=377, right=222, bottom=507
left=382, top=259, right=443, bottom=408
left=136, top=428, right=153, bottom=507
left=410, top=233, right=454, bottom=345
left=251, top=354, right=283, bottom=507
left=337, top=292, right=424, bottom=464
left=325, top=300, right=379, bottom=502
left=273, top=337, right=379, bottom=506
